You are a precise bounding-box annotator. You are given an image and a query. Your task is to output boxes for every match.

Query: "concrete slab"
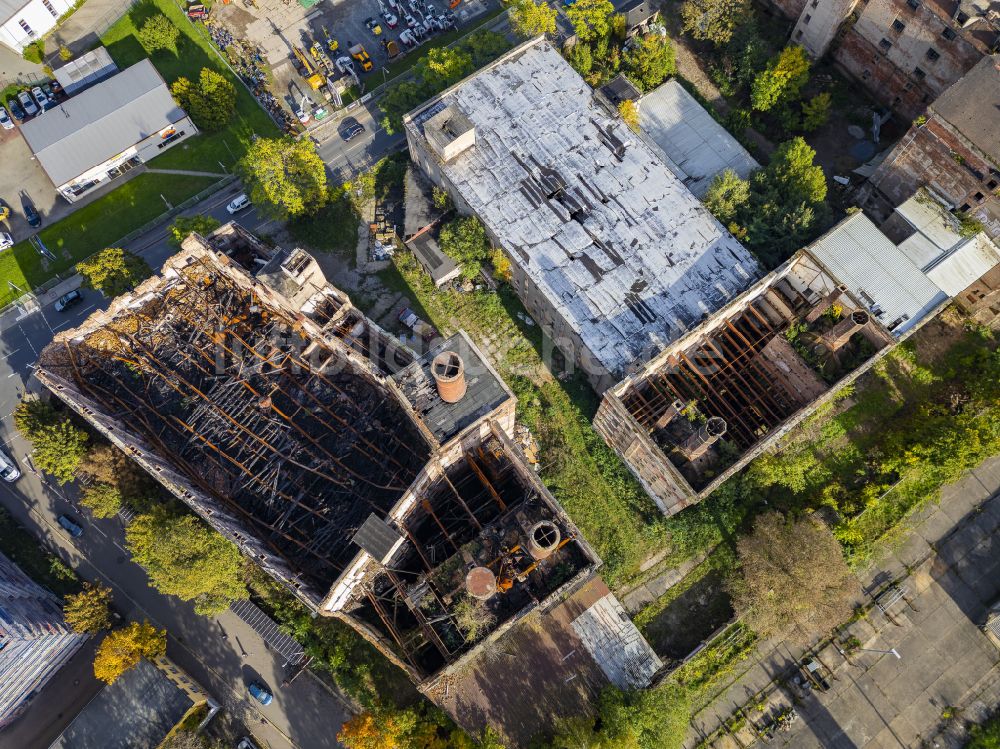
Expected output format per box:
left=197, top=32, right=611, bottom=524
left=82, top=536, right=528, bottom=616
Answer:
left=917, top=509, right=960, bottom=544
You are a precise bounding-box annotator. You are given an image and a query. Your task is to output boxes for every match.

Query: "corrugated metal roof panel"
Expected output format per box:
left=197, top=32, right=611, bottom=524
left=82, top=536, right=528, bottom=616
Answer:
left=807, top=214, right=947, bottom=335
left=925, top=234, right=1000, bottom=296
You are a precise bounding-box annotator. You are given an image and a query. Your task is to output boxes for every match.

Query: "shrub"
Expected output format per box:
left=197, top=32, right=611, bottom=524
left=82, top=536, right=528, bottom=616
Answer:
left=22, top=41, right=44, bottom=64
left=136, top=14, right=180, bottom=53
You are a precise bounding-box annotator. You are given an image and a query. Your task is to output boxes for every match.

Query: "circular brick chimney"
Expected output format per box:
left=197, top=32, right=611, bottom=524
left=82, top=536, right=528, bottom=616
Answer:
left=431, top=351, right=467, bottom=403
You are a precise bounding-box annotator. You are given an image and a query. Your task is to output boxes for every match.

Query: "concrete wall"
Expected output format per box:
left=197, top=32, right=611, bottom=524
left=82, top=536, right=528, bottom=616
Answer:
left=792, top=0, right=858, bottom=58
left=0, top=0, right=73, bottom=52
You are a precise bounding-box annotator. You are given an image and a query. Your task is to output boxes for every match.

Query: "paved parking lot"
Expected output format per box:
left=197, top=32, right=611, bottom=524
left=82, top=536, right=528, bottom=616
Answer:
left=0, top=126, right=62, bottom=243
left=213, top=0, right=496, bottom=119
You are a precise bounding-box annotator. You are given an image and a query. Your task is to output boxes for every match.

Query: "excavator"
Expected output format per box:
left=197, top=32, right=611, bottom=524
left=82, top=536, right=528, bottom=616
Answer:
left=292, top=46, right=325, bottom=90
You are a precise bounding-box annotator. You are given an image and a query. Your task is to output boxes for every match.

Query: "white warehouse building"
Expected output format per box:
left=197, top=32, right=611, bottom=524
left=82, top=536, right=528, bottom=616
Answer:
left=19, top=59, right=197, bottom=203
left=0, top=0, right=73, bottom=53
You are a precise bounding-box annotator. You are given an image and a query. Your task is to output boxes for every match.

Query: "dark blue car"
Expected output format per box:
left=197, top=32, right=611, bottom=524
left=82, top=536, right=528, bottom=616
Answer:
left=248, top=680, right=273, bottom=706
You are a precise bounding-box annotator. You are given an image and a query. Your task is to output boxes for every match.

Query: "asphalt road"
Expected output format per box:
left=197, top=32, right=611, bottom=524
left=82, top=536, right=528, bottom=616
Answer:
left=0, top=183, right=350, bottom=749
left=312, top=98, right=407, bottom=183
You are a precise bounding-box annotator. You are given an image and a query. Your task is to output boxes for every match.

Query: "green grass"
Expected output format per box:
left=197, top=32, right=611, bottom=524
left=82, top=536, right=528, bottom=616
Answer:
left=0, top=173, right=217, bottom=309
left=100, top=0, right=279, bottom=170
left=968, top=711, right=1000, bottom=749
left=0, top=507, right=80, bottom=598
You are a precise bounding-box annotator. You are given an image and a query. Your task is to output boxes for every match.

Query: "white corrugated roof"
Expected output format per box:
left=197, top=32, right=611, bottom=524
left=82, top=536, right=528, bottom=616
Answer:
left=807, top=213, right=947, bottom=336
left=637, top=80, right=759, bottom=198
left=925, top=234, right=1000, bottom=295
left=406, top=40, right=761, bottom=377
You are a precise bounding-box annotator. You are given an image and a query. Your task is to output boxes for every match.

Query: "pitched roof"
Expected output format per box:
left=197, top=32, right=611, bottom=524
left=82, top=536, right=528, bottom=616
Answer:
left=20, top=59, right=187, bottom=186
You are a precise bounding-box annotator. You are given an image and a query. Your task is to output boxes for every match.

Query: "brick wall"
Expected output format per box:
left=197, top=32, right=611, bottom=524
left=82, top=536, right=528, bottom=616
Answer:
left=863, top=116, right=1000, bottom=238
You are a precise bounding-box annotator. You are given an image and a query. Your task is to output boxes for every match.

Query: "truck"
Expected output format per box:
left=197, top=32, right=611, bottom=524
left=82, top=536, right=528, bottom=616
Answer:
left=349, top=43, right=373, bottom=72
left=382, top=38, right=400, bottom=59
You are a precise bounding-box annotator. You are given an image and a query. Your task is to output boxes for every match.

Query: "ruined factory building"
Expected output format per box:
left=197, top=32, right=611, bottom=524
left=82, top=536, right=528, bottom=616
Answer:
left=595, top=210, right=1000, bottom=515
left=36, top=223, right=662, bottom=746
left=405, top=36, right=762, bottom=393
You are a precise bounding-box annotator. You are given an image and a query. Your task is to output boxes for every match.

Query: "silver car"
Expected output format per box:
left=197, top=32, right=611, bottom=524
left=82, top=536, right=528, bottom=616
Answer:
left=17, top=90, right=38, bottom=117
left=0, top=106, right=12, bottom=130
left=0, top=449, right=20, bottom=482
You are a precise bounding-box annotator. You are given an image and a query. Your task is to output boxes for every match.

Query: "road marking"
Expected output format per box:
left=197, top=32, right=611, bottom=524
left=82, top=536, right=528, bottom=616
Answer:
left=78, top=303, right=96, bottom=315
left=0, top=349, right=19, bottom=361
left=50, top=319, right=72, bottom=332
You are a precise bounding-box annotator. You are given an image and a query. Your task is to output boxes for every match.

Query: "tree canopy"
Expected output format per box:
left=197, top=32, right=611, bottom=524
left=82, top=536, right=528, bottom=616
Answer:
left=507, top=0, right=557, bottom=37
left=702, top=138, right=828, bottom=267
left=730, top=512, right=858, bottom=640
left=77, top=248, right=152, bottom=298
left=750, top=45, right=811, bottom=112
left=171, top=68, right=236, bottom=132
left=64, top=582, right=114, bottom=634
left=81, top=483, right=123, bottom=519
left=93, top=621, right=166, bottom=684
left=622, top=33, right=677, bottom=91
left=168, top=214, right=222, bottom=247
left=137, top=14, right=180, bottom=54
left=680, top=0, right=752, bottom=46
left=125, top=506, right=248, bottom=615
left=566, top=0, right=614, bottom=42
left=618, top=99, right=639, bottom=132
left=14, top=399, right=89, bottom=485
left=237, top=137, right=328, bottom=220
left=439, top=216, right=491, bottom=280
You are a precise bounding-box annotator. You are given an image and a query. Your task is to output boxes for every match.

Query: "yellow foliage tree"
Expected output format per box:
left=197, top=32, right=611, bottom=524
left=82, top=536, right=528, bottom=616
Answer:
left=618, top=100, right=639, bottom=132
left=93, top=621, right=166, bottom=684
left=337, top=711, right=407, bottom=749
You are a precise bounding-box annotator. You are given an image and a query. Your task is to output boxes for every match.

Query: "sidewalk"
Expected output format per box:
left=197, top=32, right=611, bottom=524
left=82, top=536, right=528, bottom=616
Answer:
left=687, top=454, right=1000, bottom=747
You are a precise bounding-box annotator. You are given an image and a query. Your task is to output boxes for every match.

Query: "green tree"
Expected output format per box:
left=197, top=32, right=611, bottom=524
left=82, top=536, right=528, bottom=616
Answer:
left=618, top=99, right=639, bottom=132
left=173, top=68, right=236, bottom=132
left=703, top=168, right=750, bottom=226
left=507, top=0, right=557, bottom=37
left=169, top=214, right=221, bottom=247
left=77, top=248, right=151, bottom=298
left=464, top=30, right=511, bottom=67
left=81, top=482, right=123, bottom=519
left=758, top=136, right=827, bottom=206
left=801, top=92, right=832, bottom=132
left=16, top=402, right=89, bottom=485
left=58, top=44, right=73, bottom=61
left=136, top=14, right=180, bottom=54
left=439, top=216, right=491, bottom=280
left=621, top=33, right=676, bottom=91
left=64, top=582, right=114, bottom=634
left=237, top=137, right=328, bottom=220
left=548, top=685, right=690, bottom=749
left=730, top=512, right=858, bottom=640
left=566, top=41, right=594, bottom=77
left=681, top=0, right=752, bottom=46
left=750, top=45, right=811, bottom=112
left=93, top=621, right=166, bottom=684
left=21, top=41, right=44, bottom=64
left=418, top=46, right=474, bottom=90
left=566, top=0, right=614, bottom=42
left=79, top=444, right=155, bottom=500
left=125, top=506, right=248, bottom=615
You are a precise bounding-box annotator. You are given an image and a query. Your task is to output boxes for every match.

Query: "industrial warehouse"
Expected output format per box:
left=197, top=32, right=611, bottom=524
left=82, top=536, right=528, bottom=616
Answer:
left=35, top=223, right=662, bottom=744
left=404, top=37, right=763, bottom=393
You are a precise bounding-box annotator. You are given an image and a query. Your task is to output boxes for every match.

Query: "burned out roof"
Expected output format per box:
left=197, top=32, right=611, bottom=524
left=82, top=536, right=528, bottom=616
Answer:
left=37, top=248, right=431, bottom=600
left=405, top=38, right=761, bottom=379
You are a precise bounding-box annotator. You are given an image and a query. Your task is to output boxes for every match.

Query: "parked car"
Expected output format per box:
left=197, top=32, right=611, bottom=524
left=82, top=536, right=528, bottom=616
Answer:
left=57, top=514, right=84, bottom=538
left=6, top=98, right=24, bottom=123
left=17, top=90, right=38, bottom=117
left=0, top=449, right=19, bottom=482
left=236, top=738, right=261, bottom=749
left=365, top=17, right=382, bottom=35
left=248, top=680, right=273, bottom=706
left=342, top=122, right=365, bottom=141
left=0, top=105, right=12, bottom=130
left=226, top=194, right=251, bottom=214
left=985, top=600, right=1000, bottom=649
left=54, top=289, right=82, bottom=312
left=382, top=11, right=398, bottom=27
left=0, top=232, right=12, bottom=251
left=31, top=86, right=51, bottom=111
left=22, top=197, right=40, bottom=228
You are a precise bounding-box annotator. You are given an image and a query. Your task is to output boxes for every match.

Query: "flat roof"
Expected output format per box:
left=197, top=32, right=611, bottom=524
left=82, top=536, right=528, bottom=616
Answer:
left=638, top=80, right=760, bottom=198
left=49, top=659, right=193, bottom=749
left=394, top=331, right=512, bottom=444
left=807, top=213, right=947, bottom=335
left=931, top=55, right=1000, bottom=161
left=20, top=59, right=187, bottom=186
left=406, top=39, right=761, bottom=378
left=53, top=47, right=119, bottom=95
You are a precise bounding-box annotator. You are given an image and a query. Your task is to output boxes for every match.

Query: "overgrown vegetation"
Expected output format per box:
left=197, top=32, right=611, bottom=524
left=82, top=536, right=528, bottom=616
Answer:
left=967, top=710, right=1000, bottom=749
left=439, top=215, right=492, bottom=280
left=64, top=582, right=114, bottom=634
left=170, top=68, right=236, bottom=132
left=93, top=620, right=166, bottom=684
left=77, top=248, right=152, bottom=298
left=703, top=137, right=828, bottom=267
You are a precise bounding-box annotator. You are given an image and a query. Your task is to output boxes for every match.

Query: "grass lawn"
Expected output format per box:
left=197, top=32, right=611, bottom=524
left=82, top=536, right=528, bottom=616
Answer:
left=0, top=173, right=218, bottom=309
left=100, top=0, right=280, bottom=171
